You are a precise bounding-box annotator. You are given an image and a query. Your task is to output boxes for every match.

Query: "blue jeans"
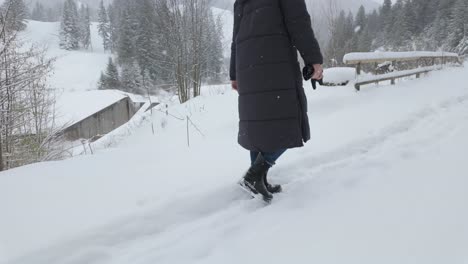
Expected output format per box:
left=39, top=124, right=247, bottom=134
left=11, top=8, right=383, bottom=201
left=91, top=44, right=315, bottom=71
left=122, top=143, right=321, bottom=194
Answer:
left=250, top=149, right=287, bottom=166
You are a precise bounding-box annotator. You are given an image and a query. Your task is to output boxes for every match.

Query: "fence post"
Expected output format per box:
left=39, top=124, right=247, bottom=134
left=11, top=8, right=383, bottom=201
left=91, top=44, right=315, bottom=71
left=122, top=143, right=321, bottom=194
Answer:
left=391, top=78, right=395, bottom=85
left=186, top=116, right=190, bottom=147
left=356, top=62, right=361, bottom=76
left=355, top=83, right=361, bottom=91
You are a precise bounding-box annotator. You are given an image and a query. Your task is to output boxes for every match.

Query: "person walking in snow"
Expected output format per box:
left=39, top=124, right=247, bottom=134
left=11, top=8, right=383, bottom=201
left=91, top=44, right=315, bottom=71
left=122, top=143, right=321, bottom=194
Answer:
left=230, top=0, right=323, bottom=202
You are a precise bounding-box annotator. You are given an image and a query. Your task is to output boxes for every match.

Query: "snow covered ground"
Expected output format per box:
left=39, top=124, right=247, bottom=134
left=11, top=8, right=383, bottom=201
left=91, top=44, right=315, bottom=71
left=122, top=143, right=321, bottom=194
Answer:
left=1, top=63, right=468, bottom=263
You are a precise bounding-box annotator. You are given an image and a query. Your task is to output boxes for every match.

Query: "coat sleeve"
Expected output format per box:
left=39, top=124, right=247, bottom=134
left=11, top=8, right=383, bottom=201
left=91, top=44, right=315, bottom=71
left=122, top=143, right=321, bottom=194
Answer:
left=229, top=39, right=237, bottom=81
left=279, top=0, right=323, bottom=65
left=229, top=1, right=241, bottom=81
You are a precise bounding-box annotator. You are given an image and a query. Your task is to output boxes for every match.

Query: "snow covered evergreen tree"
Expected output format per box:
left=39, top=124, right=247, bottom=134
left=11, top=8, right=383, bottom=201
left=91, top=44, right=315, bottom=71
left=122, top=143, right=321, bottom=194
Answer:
left=121, top=61, right=143, bottom=94
left=79, top=5, right=92, bottom=50
left=323, top=0, right=467, bottom=65
left=203, top=14, right=224, bottom=84
left=107, top=3, right=119, bottom=52
left=354, top=5, right=367, bottom=33
left=326, top=11, right=350, bottom=65
left=46, top=3, right=62, bottom=22
left=31, top=2, right=46, bottom=22
left=390, top=0, right=413, bottom=49
left=59, top=0, right=80, bottom=50
left=134, top=0, right=159, bottom=82
left=116, top=9, right=137, bottom=66
left=99, top=58, right=121, bottom=90
left=353, top=6, right=372, bottom=52
left=98, top=0, right=111, bottom=52
left=1, top=0, right=28, bottom=31
left=98, top=72, right=108, bottom=90
left=448, top=0, right=468, bottom=51
left=105, top=58, right=121, bottom=89
left=381, top=0, right=393, bottom=35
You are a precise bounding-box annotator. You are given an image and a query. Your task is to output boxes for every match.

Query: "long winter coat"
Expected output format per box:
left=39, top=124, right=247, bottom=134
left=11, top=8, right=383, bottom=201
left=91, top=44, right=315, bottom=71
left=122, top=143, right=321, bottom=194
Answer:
left=230, top=0, right=323, bottom=152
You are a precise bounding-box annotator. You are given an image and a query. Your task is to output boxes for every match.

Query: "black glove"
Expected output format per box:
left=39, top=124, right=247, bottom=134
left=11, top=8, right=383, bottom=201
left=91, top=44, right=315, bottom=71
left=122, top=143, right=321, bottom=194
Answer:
left=302, top=65, right=324, bottom=90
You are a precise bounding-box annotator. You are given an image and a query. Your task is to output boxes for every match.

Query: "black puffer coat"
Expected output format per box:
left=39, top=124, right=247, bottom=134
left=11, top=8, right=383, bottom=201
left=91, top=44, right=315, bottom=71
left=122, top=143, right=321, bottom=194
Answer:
left=230, top=0, right=323, bottom=152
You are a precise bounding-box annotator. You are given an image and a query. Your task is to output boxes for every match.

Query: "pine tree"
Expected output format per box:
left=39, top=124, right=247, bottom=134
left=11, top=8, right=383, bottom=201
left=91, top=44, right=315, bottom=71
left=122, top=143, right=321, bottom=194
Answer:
left=59, top=0, right=80, bottom=50
left=326, top=11, right=347, bottom=66
left=105, top=58, right=121, bottom=89
left=31, top=2, right=46, bottom=22
left=135, top=0, right=159, bottom=81
left=107, top=3, right=119, bottom=52
left=389, top=0, right=412, bottom=49
left=98, top=0, right=111, bottom=51
left=1, top=0, right=28, bottom=31
left=98, top=72, right=108, bottom=90
left=203, top=12, right=224, bottom=83
left=46, top=3, right=62, bottom=22
left=448, top=0, right=468, bottom=50
left=121, top=61, right=143, bottom=94
left=412, top=0, right=435, bottom=35
left=355, top=6, right=367, bottom=33
left=367, top=10, right=380, bottom=37
left=430, top=15, right=450, bottom=49
left=117, top=10, right=137, bottom=65
left=80, top=5, right=91, bottom=50
left=381, top=0, right=393, bottom=31
left=46, top=7, right=55, bottom=22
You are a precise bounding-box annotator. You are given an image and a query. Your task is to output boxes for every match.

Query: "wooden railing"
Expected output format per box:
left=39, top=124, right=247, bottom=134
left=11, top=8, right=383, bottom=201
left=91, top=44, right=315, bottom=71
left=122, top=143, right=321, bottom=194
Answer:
left=343, top=51, right=461, bottom=91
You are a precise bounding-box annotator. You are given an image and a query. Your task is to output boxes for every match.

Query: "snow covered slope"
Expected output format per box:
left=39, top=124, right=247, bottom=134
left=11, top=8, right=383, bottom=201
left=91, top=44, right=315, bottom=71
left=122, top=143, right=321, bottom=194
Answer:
left=20, top=15, right=232, bottom=126
left=20, top=20, right=110, bottom=93
left=19, top=20, right=118, bottom=126
left=1, top=64, right=468, bottom=264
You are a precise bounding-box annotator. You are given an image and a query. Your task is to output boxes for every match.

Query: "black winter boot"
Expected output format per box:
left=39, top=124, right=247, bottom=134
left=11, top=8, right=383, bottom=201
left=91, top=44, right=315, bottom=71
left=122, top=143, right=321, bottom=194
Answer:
left=239, top=154, right=273, bottom=203
left=264, top=169, right=282, bottom=194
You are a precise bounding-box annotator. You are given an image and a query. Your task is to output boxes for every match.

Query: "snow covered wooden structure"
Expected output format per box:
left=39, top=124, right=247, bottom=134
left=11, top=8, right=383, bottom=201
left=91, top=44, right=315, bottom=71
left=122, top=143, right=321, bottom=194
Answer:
left=343, top=51, right=461, bottom=91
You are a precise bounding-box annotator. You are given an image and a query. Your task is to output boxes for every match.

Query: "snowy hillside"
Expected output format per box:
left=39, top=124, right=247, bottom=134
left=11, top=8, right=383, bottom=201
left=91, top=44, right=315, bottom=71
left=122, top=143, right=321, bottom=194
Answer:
left=21, top=20, right=109, bottom=93
left=1, top=63, right=468, bottom=263
left=20, top=10, right=232, bottom=125
left=18, top=20, right=132, bottom=127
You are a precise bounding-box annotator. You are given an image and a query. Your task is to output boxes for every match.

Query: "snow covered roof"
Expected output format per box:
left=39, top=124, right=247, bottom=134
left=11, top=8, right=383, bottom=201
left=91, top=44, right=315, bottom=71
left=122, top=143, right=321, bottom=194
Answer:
left=55, top=90, right=128, bottom=127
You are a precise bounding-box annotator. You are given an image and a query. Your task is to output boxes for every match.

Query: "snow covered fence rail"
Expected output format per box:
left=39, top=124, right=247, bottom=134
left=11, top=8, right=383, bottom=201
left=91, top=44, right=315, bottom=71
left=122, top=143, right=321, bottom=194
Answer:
left=355, top=66, right=438, bottom=88
left=343, top=51, right=460, bottom=65
left=343, top=51, right=461, bottom=91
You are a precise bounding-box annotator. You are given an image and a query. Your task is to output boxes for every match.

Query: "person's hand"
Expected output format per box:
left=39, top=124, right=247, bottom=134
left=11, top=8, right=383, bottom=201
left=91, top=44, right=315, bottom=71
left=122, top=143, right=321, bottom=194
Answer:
left=312, top=64, right=323, bottom=80
left=231, top=80, right=238, bottom=91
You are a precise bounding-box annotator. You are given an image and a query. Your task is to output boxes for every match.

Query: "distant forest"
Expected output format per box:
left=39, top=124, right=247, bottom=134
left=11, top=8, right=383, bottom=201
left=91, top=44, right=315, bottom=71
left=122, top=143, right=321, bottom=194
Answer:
left=325, top=0, right=468, bottom=66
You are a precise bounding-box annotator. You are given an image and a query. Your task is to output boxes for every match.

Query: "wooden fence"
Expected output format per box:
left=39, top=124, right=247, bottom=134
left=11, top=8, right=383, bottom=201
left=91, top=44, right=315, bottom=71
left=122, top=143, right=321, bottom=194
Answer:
left=343, top=52, right=461, bottom=91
